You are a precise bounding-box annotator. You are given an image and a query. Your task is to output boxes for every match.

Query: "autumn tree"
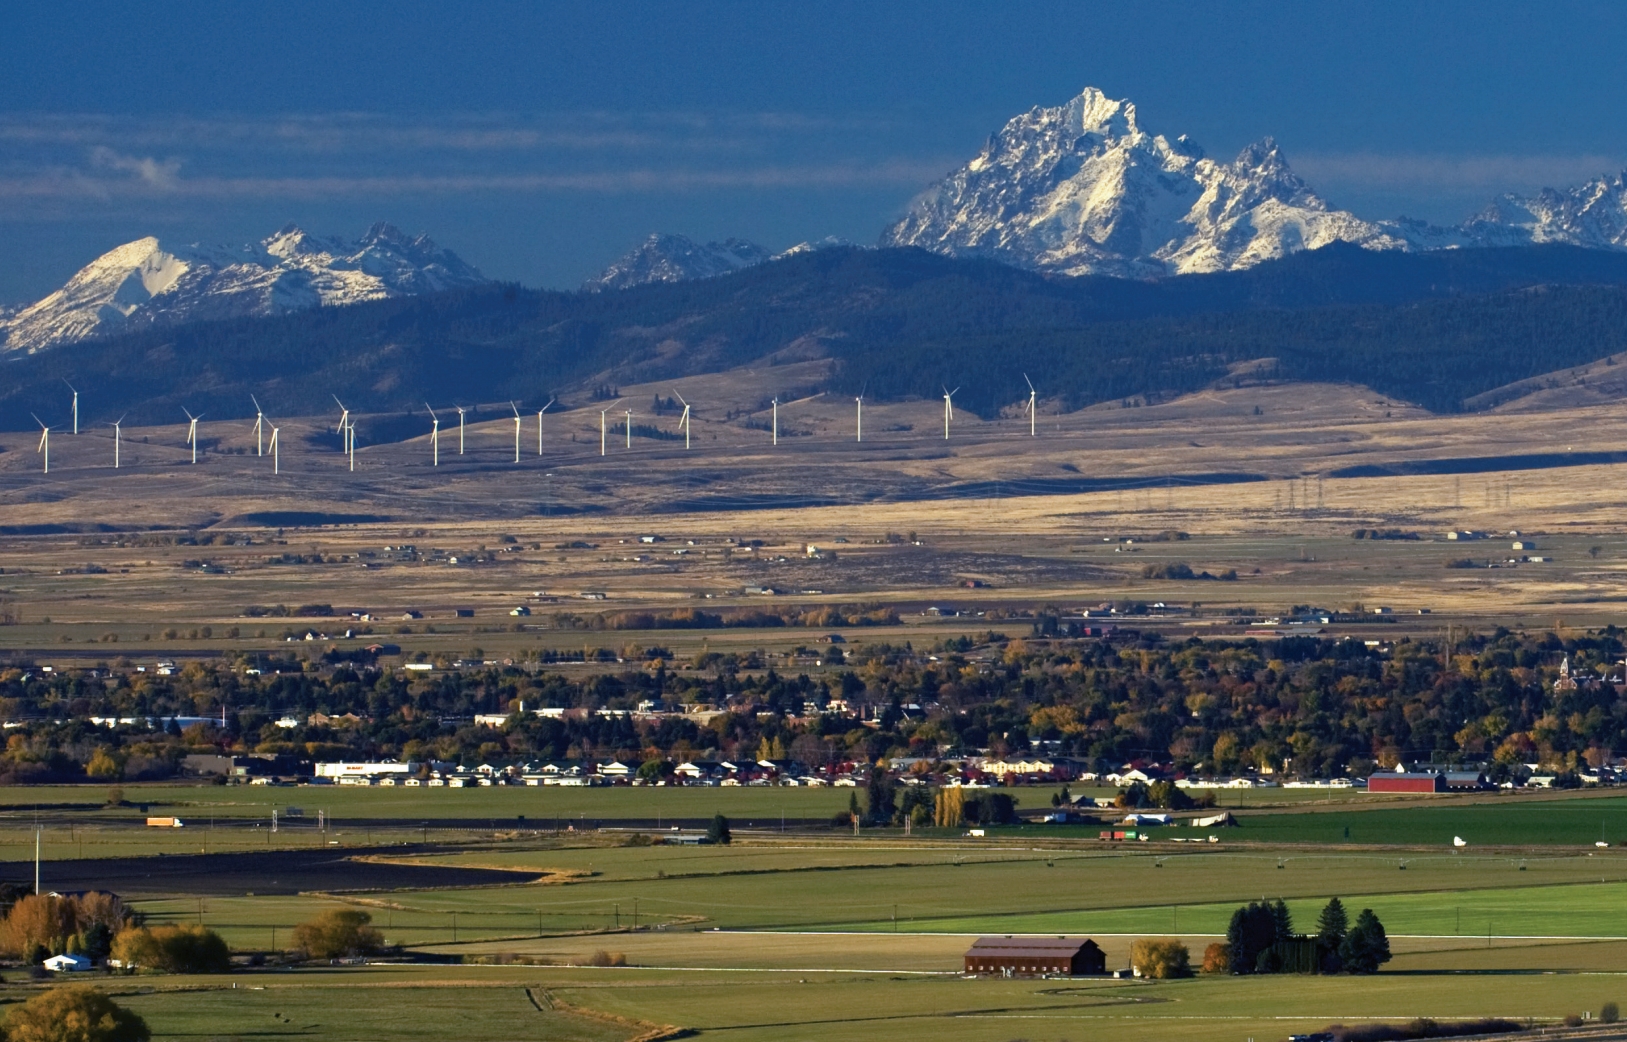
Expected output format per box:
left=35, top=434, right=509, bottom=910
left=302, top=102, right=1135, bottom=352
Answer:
left=110, top=925, right=229, bottom=973
left=292, top=909, right=383, bottom=959
left=1129, top=938, right=1191, bottom=979
left=3, top=985, right=150, bottom=1042
left=0, top=895, right=77, bottom=960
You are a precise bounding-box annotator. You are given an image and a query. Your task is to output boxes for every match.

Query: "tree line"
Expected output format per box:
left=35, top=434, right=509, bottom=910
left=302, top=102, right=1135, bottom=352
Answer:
left=0, top=625, right=1613, bottom=783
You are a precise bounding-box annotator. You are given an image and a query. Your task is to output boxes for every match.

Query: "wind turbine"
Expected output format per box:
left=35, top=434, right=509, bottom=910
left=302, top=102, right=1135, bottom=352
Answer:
left=1023, top=373, right=1037, bottom=437
left=942, top=386, right=959, bottom=440
left=268, top=424, right=280, bottom=474
left=110, top=415, right=126, bottom=469
left=455, top=406, right=467, bottom=454
left=536, top=398, right=554, bottom=456
left=624, top=408, right=633, bottom=449
left=251, top=395, right=265, bottom=457
left=599, top=400, right=621, bottom=456
left=64, top=380, right=78, bottom=435
left=345, top=418, right=356, bottom=472
left=674, top=391, right=691, bottom=449
left=425, top=403, right=441, bottom=466
left=771, top=397, right=779, bottom=446
left=333, top=396, right=351, bottom=452
left=183, top=408, right=202, bottom=464
left=510, top=402, right=522, bottom=463
left=31, top=415, right=48, bottom=474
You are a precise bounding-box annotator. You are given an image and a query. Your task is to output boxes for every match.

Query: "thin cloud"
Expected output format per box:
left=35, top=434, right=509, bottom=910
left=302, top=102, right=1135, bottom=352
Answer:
left=0, top=110, right=901, bottom=156
left=0, top=159, right=951, bottom=205
left=88, top=147, right=182, bottom=189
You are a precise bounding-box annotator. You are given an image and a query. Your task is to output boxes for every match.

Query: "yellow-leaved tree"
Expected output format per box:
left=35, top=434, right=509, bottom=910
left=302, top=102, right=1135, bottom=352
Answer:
left=292, top=909, right=383, bottom=959
left=4, top=985, right=150, bottom=1042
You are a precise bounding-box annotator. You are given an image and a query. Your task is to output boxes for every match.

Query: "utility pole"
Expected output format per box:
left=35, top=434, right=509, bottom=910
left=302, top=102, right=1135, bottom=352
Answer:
left=34, top=827, right=40, bottom=895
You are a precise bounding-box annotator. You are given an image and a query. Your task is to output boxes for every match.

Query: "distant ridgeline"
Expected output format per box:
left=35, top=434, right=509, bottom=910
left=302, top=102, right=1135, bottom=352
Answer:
left=7, top=243, right=1627, bottom=428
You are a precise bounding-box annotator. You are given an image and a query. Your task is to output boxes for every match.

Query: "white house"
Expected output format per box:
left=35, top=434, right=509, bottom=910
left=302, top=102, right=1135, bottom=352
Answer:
left=315, top=760, right=417, bottom=780
left=44, top=953, right=92, bottom=972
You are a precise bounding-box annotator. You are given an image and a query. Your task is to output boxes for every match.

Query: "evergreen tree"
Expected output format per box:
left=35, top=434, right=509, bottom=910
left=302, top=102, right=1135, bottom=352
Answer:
left=707, top=813, right=732, bottom=845
left=1315, top=897, right=1348, bottom=945
left=1315, top=897, right=1349, bottom=973
left=1339, top=909, right=1391, bottom=974
left=1225, top=902, right=1277, bottom=975
left=1269, top=899, right=1294, bottom=943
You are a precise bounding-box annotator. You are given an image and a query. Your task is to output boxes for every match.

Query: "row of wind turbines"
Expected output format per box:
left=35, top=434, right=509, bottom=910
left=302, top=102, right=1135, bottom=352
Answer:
left=22, top=375, right=1043, bottom=475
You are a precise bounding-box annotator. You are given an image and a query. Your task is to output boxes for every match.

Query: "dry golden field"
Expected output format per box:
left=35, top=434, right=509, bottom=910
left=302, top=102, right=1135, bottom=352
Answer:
left=0, top=375, right=1624, bottom=655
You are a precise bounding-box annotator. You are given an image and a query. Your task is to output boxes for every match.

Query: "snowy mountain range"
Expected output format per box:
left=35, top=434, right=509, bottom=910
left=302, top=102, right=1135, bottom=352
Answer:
left=585, top=234, right=773, bottom=291
left=881, top=86, right=1627, bottom=276
left=0, top=223, right=486, bottom=354
left=585, top=234, right=861, bottom=290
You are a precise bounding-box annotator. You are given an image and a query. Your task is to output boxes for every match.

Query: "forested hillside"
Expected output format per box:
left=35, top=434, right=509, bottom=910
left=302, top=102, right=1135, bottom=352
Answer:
left=7, top=243, right=1627, bottom=429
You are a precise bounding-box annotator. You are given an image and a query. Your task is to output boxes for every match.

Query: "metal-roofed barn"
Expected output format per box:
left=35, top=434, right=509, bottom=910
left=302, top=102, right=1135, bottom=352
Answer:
left=964, top=936, right=1106, bottom=977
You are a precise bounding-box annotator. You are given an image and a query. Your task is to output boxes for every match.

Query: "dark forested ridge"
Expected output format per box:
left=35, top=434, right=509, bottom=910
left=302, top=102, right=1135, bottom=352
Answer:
left=8, top=243, right=1627, bottom=429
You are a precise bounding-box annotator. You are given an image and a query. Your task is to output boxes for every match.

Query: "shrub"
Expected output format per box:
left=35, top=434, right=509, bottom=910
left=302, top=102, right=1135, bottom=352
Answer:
left=1129, top=938, right=1190, bottom=979
left=292, top=909, right=382, bottom=959
left=1602, top=1002, right=1620, bottom=1023
left=582, top=950, right=626, bottom=967
left=1326, top=1018, right=1521, bottom=1042
left=3, top=985, right=150, bottom=1042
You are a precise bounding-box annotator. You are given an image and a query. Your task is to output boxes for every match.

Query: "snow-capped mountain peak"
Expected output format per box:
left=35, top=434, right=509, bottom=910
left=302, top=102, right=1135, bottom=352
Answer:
left=882, top=86, right=1404, bottom=277
left=0, top=224, right=487, bottom=353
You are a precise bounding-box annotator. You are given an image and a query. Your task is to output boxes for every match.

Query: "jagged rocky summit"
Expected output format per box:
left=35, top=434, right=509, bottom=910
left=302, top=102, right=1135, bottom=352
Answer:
left=0, top=222, right=487, bottom=353
left=881, top=86, right=1627, bottom=276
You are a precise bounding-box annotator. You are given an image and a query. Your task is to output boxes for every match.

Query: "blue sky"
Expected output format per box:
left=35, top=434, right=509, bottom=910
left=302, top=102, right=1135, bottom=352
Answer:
left=4, top=1, right=1627, bottom=300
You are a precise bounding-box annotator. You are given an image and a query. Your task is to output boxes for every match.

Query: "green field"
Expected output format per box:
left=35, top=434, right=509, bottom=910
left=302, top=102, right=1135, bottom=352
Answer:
left=5, top=787, right=1627, bottom=1040
left=82, top=962, right=1627, bottom=1042
left=121, top=842, right=1627, bottom=951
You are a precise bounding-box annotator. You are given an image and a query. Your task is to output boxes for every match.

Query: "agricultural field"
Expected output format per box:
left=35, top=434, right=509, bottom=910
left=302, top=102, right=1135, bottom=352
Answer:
left=14, top=827, right=1627, bottom=1041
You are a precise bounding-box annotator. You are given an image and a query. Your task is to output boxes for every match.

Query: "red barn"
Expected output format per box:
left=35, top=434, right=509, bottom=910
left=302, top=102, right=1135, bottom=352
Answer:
left=1367, top=771, right=1446, bottom=793
left=964, top=936, right=1107, bottom=976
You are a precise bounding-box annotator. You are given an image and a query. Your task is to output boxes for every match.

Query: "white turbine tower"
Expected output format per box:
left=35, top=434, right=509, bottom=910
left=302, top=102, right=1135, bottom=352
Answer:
left=183, top=408, right=202, bottom=464
left=346, top=418, right=356, bottom=472
left=65, top=380, right=79, bottom=435
left=855, top=390, right=864, bottom=443
left=455, top=406, right=467, bottom=454
left=510, top=402, right=522, bottom=463
left=674, top=391, right=691, bottom=450
left=600, top=406, right=609, bottom=456
left=425, top=403, right=441, bottom=466
left=624, top=408, right=633, bottom=449
left=1023, top=373, right=1037, bottom=437
left=771, top=397, right=779, bottom=446
left=31, top=415, right=49, bottom=474
left=251, top=395, right=266, bottom=457
left=268, top=424, right=280, bottom=474
left=536, top=398, right=554, bottom=456
left=942, top=386, right=959, bottom=440
left=110, top=415, right=126, bottom=469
